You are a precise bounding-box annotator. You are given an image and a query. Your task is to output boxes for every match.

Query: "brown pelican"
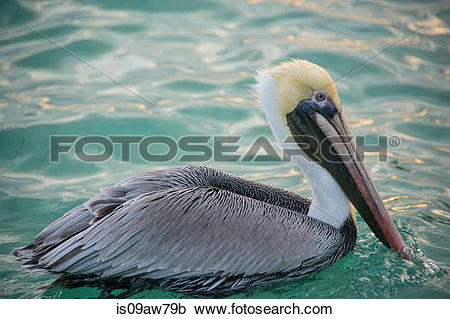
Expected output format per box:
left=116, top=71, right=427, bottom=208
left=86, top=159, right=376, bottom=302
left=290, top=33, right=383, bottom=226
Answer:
left=13, top=59, right=406, bottom=297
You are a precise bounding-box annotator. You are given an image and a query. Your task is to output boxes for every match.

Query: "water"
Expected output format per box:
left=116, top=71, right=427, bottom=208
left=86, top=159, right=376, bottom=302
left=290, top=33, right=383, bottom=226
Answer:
left=0, top=0, right=449, bottom=298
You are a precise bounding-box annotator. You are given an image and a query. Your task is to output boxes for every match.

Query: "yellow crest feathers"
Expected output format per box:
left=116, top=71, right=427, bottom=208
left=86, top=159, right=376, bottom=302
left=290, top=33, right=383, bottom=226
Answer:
left=266, top=59, right=341, bottom=120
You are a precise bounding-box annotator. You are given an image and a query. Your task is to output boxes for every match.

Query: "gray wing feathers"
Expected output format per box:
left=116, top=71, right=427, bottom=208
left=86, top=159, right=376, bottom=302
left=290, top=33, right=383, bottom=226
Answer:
left=21, top=167, right=211, bottom=259
left=37, top=182, right=340, bottom=279
left=19, top=165, right=337, bottom=282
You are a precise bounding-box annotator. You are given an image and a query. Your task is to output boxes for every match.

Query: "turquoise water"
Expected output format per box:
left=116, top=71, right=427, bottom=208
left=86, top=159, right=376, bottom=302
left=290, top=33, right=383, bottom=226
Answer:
left=0, top=0, right=449, bottom=298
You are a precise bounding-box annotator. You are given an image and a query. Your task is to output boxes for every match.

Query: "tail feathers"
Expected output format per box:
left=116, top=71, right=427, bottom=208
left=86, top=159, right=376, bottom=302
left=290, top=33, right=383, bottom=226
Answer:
left=12, top=244, right=42, bottom=270
left=12, top=243, right=34, bottom=260
left=13, top=245, right=56, bottom=275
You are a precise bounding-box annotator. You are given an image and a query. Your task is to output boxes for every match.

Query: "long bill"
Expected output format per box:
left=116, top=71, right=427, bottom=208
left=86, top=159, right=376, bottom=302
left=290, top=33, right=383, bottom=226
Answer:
left=287, top=104, right=408, bottom=258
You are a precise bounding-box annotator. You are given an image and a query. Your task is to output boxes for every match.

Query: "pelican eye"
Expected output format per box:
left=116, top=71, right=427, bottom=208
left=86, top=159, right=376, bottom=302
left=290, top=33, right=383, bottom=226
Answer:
left=315, top=91, right=326, bottom=102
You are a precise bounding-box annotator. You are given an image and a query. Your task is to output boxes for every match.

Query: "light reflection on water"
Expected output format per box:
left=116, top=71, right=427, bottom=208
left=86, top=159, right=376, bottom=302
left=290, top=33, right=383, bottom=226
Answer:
left=0, top=0, right=449, bottom=298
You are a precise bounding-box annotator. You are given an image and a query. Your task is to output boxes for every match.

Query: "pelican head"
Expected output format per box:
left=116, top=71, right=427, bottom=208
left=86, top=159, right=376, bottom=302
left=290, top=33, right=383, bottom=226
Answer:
left=256, top=59, right=406, bottom=255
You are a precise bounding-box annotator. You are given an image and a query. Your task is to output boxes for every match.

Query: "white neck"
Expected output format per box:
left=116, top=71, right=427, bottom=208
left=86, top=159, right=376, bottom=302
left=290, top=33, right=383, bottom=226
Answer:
left=255, top=70, right=351, bottom=229
left=292, top=156, right=351, bottom=228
